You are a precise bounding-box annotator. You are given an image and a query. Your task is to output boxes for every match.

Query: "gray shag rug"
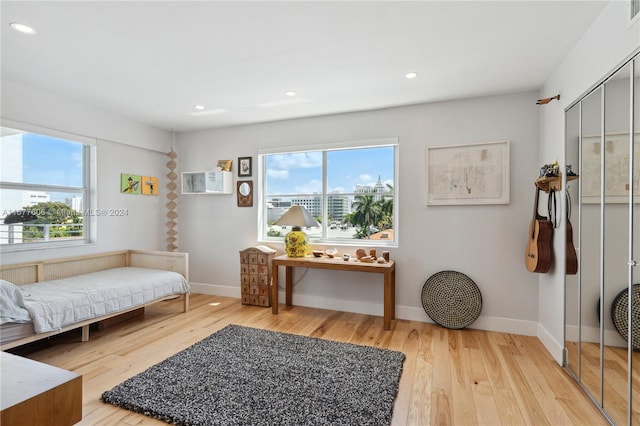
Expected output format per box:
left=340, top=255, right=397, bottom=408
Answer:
left=101, top=324, right=405, bottom=426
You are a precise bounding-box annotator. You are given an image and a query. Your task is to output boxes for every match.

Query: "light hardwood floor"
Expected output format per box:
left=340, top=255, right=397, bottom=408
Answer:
left=566, top=341, right=640, bottom=425
left=8, top=294, right=609, bottom=426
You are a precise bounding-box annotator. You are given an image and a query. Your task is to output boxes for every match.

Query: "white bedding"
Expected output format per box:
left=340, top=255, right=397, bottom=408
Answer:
left=1, top=279, right=31, bottom=324
left=0, top=322, right=35, bottom=344
left=19, top=267, right=190, bottom=334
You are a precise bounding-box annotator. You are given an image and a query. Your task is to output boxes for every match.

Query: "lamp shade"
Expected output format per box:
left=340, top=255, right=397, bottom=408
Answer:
left=273, top=205, right=319, bottom=229
left=273, top=205, right=319, bottom=257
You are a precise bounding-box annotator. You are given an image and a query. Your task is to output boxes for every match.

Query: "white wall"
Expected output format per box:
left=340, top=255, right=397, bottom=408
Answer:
left=177, top=91, right=541, bottom=335
left=1, top=81, right=170, bottom=152
left=0, top=81, right=172, bottom=264
left=538, top=0, right=640, bottom=362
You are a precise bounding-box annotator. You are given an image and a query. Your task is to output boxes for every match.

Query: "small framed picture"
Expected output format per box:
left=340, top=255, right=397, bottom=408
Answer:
left=121, top=173, right=141, bottom=194
left=216, top=159, right=232, bottom=172
left=237, top=180, right=253, bottom=207
left=141, top=176, right=159, bottom=196
left=238, top=157, right=252, bottom=177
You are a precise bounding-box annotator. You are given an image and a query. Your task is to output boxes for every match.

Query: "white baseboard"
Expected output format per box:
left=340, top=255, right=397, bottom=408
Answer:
left=540, top=323, right=629, bottom=366
left=189, top=282, right=240, bottom=298
left=536, top=323, right=564, bottom=364
left=190, top=282, right=539, bottom=337
left=565, top=324, right=627, bottom=347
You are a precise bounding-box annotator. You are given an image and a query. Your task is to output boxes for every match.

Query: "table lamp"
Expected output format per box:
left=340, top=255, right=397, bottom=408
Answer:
left=273, top=205, right=319, bottom=257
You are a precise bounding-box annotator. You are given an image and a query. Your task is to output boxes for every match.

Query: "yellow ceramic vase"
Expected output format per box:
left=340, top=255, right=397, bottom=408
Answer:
left=284, top=228, right=308, bottom=257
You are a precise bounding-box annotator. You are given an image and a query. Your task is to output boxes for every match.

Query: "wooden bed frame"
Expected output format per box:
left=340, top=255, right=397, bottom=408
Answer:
left=0, top=250, right=189, bottom=350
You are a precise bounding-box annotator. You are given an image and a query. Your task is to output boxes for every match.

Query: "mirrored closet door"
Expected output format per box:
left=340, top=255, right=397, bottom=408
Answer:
left=564, top=50, right=639, bottom=425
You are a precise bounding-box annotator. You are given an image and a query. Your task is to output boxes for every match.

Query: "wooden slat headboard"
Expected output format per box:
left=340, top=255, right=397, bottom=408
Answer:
left=42, top=252, right=127, bottom=281
left=128, top=250, right=189, bottom=281
left=0, top=263, right=40, bottom=285
left=0, top=250, right=188, bottom=286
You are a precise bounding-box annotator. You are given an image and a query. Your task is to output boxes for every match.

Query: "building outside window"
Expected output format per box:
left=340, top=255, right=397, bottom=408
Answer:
left=0, top=124, right=94, bottom=250
left=259, top=138, right=398, bottom=247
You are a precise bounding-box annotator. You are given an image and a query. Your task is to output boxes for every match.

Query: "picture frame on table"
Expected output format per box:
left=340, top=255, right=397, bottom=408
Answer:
left=238, top=157, right=252, bottom=177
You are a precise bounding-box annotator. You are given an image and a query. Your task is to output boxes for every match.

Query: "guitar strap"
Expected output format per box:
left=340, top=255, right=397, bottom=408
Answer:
left=548, top=189, right=558, bottom=229
left=548, top=188, right=575, bottom=226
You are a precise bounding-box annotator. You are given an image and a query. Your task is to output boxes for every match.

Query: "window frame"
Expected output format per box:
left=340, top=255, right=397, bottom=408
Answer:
left=258, top=137, right=399, bottom=248
left=0, top=119, right=97, bottom=252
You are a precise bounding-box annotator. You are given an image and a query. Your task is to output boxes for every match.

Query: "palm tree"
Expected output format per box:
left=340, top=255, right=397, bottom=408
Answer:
left=351, top=195, right=380, bottom=238
left=377, top=197, right=394, bottom=230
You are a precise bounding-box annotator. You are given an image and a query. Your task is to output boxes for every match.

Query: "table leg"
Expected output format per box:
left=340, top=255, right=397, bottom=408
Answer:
left=271, top=263, right=279, bottom=314
left=384, top=270, right=395, bottom=330
left=390, top=269, right=396, bottom=320
left=285, top=266, right=293, bottom=306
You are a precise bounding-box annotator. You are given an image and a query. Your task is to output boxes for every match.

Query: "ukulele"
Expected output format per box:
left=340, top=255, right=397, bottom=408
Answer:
left=565, top=192, right=578, bottom=275
left=525, top=186, right=553, bottom=273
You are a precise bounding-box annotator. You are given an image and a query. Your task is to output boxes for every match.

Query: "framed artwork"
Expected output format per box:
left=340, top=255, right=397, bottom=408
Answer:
left=121, top=173, right=141, bottom=194
left=216, top=159, right=232, bottom=172
left=581, top=133, right=639, bottom=203
left=141, top=176, right=159, bottom=196
left=425, top=140, right=510, bottom=205
left=238, top=156, right=252, bottom=177
left=237, top=180, right=253, bottom=207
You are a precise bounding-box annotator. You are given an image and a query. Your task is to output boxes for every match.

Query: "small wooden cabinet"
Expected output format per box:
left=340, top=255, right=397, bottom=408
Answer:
left=240, top=246, right=276, bottom=307
left=181, top=171, right=232, bottom=194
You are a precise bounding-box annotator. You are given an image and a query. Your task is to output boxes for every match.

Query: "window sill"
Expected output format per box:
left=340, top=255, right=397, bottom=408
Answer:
left=258, top=239, right=398, bottom=250
left=0, top=240, right=94, bottom=253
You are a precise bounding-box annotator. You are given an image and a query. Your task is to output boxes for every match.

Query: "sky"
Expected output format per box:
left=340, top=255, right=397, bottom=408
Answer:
left=0, top=132, right=84, bottom=206
left=21, top=133, right=84, bottom=187
left=265, top=146, right=394, bottom=195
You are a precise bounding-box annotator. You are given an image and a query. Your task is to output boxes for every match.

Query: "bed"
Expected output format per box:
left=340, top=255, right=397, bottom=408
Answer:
left=0, top=250, right=189, bottom=350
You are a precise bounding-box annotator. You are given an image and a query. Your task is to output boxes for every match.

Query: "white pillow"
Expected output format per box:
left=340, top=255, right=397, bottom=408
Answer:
left=0, top=279, right=31, bottom=324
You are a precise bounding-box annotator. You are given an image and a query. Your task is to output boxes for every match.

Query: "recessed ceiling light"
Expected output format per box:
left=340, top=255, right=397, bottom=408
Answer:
left=405, top=72, right=418, bottom=79
left=285, top=91, right=297, bottom=97
left=194, top=105, right=205, bottom=110
left=10, top=22, right=37, bottom=35
left=188, top=108, right=227, bottom=116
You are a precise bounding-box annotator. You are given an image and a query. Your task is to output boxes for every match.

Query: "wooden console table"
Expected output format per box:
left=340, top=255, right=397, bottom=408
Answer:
left=271, top=254, right=396, bottom=329
left=1, top=352, right=82, bottom=425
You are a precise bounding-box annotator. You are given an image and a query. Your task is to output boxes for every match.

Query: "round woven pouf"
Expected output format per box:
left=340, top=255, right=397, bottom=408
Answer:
left=610, top=284, right=640, bottom=351
left=421, top=271, right=482, bottom=329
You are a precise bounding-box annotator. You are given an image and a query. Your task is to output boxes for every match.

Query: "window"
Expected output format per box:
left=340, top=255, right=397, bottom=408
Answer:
left=0, top=124, right=94, bottom=250
left=259, top=138, right=398, bottom=247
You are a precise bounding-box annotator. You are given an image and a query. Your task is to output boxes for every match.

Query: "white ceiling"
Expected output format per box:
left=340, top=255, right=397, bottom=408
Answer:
left=1, top=1, right=608, bottom=133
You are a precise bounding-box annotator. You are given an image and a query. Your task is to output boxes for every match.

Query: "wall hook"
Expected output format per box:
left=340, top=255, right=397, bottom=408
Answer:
left=536, top=94, right=560, bottom=105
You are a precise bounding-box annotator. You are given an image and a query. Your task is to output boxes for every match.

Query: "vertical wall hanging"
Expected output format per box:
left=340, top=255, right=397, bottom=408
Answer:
left=165, top=131, right=178, bottom=252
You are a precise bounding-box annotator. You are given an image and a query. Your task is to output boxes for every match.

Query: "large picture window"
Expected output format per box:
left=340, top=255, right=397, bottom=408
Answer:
left=0, top=124, right=93, bottom=249
left=259, top=138, right=398, bottom=247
